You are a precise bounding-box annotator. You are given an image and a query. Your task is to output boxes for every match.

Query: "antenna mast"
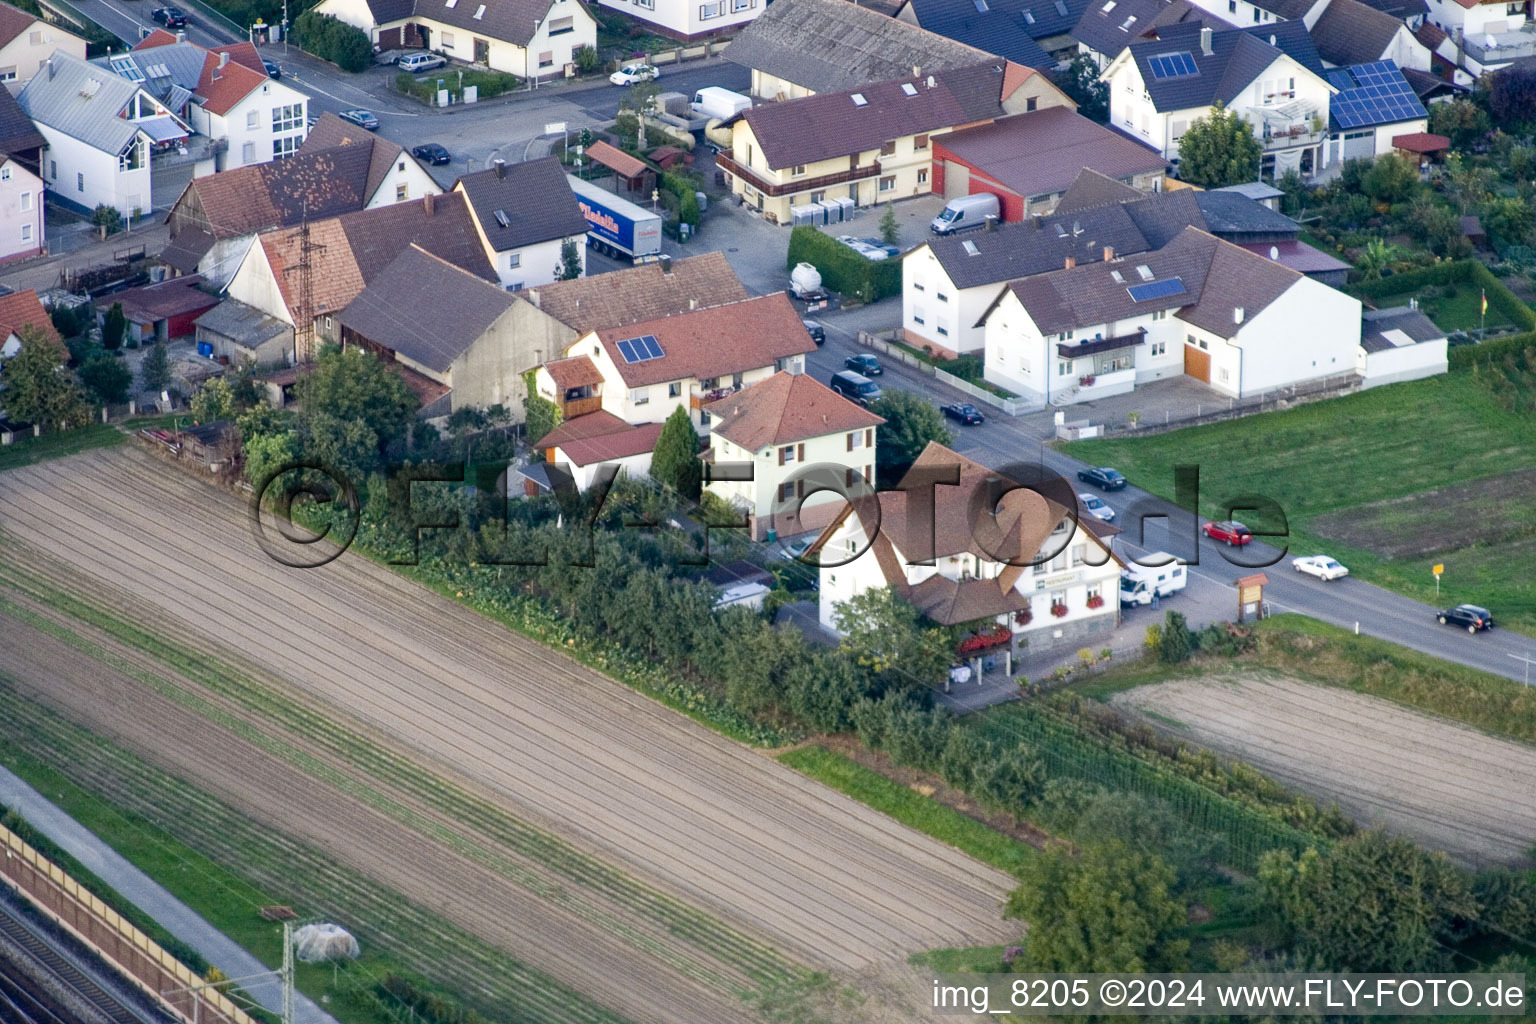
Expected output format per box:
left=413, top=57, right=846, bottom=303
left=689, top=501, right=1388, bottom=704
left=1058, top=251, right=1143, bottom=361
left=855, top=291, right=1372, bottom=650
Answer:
left=285, top=207, right=324, bottom=362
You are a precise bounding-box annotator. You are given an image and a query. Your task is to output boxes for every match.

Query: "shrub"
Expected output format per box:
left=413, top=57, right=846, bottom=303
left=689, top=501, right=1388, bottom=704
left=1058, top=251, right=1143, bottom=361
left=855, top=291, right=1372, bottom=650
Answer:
left=293, top=11, right=372, bottom=72
left=1158, top=610, right=1192, bottom=663
left=573, top=44, right=600, bottom=74
left=786, top=226, right=901, bottom=303
left=1144, top=623, right=1163, bottom=652
left=90, top=204, right=122, bottom=235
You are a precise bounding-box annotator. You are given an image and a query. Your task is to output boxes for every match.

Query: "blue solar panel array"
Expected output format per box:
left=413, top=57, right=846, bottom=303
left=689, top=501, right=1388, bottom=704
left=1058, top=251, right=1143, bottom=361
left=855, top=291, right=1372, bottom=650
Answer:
left=1329, top=61, right=1426, bottom=130
left=1126, top=277, right=1186, bottom=302
left=1147, top=52, right=1198, bottom=80
left=616, top=334, right=665, bottom=363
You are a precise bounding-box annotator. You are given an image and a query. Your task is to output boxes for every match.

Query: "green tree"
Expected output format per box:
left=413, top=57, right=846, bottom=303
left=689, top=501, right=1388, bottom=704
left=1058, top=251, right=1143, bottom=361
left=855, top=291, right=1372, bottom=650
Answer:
left=191, top=376, right=236, bottom=422
left=101, top=303, right=127, bottom=351
left=879, top=202, right=899, bottom=246
left=1429, top=97, right=1491, bottom=150
left=1275, top=168, right=1308, bottom=216
left=2, top=325, right=91, bottom=431
left=1175, top=103, right=1262, bottom=188
left=299, top=410, right=380, bottom=484
left=832, top=588, right=952, bottom=690
left=295, top=344, right=417, bottom=458
left=1355, top=237, right=1405, bottom=280
left=555, top=238, right=583, bottom=280
left=244, top=429, right=297, bottom=487
left=1005, top=840, right=1189, bottom=972
left=1488, top=61, right=1536, bottom=129
left=77, top=352, right=132, bottom=405
left=1051, top=53, right=1109, bottom=123
left=573, top=45, right=600, bottom=74
left=868, top=390, right=953, bottom=483
left=1258, top=830, right=1478, bottom=972
left=1158, top=609, right=1192, bottom=663
left=1484, top=194, right=1533, bottom=246
left=140, top=341, right=172, bottom=396
left=1361, top=153, right=1419, bottom=204
left=619, top=81, right=661, bottom=149
left=48, top=304, right=79, bottom=339
left=649, top=405, right=702, bottom=498
left=90, top=204, right=122, bottom=235
left=237, top=403, right=285, bottom=442
left=446, top=405, right=489, bottom=462
left=1445, top=153, right=1495, bottom=214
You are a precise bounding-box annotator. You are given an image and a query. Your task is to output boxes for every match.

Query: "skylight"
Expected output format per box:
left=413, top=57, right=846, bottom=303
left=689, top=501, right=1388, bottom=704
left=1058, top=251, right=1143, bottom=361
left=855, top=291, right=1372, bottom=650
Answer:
left=851, top=93, right=867, bottom=106
left=1136, top=264, right=1154, bottom=280
left=1147, top=51, right=1199, bottom=78
left=1022, top=8, right=1034, bottom=21
left=1054, top=0, right=1067, bottom=15
left=494, top=209, right=510, bottom=227
left=901, top=82, right=917, bottom=96
left=962, top=240, right=980, bottom=255
left=473, top=3, right=486, bottom=17
left=974, top=0, right=988, bottom=10
left=1119, top=14, right=1137, bottom=28
left=110, top=56, right=146, bottom=82
left=1101, top=0, right=1115, bottom=10
left=1110, top=270, right=1124, bottom=283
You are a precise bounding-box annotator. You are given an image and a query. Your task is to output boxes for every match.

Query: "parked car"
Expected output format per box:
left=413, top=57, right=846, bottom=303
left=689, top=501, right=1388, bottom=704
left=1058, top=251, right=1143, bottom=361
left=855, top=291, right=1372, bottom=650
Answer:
left=829, top=370, right=883, bottom=406
left=1438, top=604, right=1494, bottom=633
left=834, top=235, right=891, bottom=261
left=411, top=143, right=451, bottom=165
left=942, top=402, right=985, bottom=425
left=802, top=320, right=825, bottom=345
left=610, top=63, right=659, bottom=86
left=1078, top=492, right=1115, bottom=522
left=151, top=6, right=187, bottom=25
left=398, top=51, right=447, bottom=73
left=1077, top=466, right=1126, bottom=491
left=844, top=353, right=882, bottom=376
left=262, top=59, right=281, bottom=79
left=1292, top=555, right=1348, bottom=581
left=339, top=109, right=380, bottom=130
left=857, top=236, right=901, bottom=259
left=1202, top=520, right=1253, bottom=546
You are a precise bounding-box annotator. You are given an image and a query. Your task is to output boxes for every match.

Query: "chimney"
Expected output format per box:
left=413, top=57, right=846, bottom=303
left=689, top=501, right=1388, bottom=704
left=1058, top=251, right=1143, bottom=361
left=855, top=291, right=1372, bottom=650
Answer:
left=912, top=64, right=921, bottom=77
left=494, top=158, right=506, bottom=179
left=689, top=297, right=697, bottom=310
left=660, top=254, right=673, bottom=275
left=1103, top=245, right=1114, bottom=261
left=1064, top=255, right=1076, bottom=269
left=424, top=192, right=435, bottom=215
left=1200, top=26, right=1213, bottom=55
left=47, top=56, right=54, bottom=79
left=1032, top=212, right=1043, bottom=230
left=985, top=215, right=997, bottom=232
left=175, top=30, right=186, bottom=42
left=219, top=50, right=229, bottom=68
left=1234, top=305, right=1245, bottom=324
left=527, top=288, right=540, bottom=308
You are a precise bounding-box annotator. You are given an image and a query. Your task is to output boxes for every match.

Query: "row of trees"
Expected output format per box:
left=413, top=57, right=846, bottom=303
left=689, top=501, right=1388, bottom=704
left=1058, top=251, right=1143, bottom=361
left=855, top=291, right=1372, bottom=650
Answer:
left=4, top=323, right=177, bottom=431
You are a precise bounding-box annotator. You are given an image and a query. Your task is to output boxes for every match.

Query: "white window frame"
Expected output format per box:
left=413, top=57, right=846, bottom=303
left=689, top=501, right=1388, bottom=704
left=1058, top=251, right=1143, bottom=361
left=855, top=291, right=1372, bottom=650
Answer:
left=630, top=387, right=650, bottom=405
left=18, top=190, right=30, bottom=211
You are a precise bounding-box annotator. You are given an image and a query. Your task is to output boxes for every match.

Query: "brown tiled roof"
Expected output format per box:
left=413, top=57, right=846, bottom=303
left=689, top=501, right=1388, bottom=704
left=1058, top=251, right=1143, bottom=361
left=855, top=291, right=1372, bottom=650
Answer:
left=548, top=418, right=665, bottom=467
left=113, top=275, right=220, bottom=322
left=539, top=409, right=631, bottom=446
left=211, top=41, right=265, bottom=74
left=175, top=144, right=373, bottom=239
left=133, top=28, right=181, bottom=49
left=1236, top=239, right=1351, bottom=274
left=527, top=252, right=749, bottom=334
left=0, top=87, right=44, bottom=159
left=0, top=1, right=36, bottom=48
left=742, top=63, right=1013, bottom=170
left=906, top=574, right=1032, bottom=625
left=393, top=362, right=451, bottom=408
left=544, top=355, right=604, bottom=389
left=706, top=371, right=884, bottom=450
left=1178, top=231, right=1299, bottom=337
left=588, top=293, right=816, bottom=388
left=194, top=50, right=269, bottom=117
left=1413, top=21, right=1448, bottom=49
left=585, top=139, right=647, bottom=179
left=398, top=0, right=564, bottom=48
left=1309, top=0, right=1405, bottom=67
left=936, top=108, right=1167, bottom=201
left=300, top=112, right=409, bottom=202
left=1392, top=131, right=1450, bottom=153
left=0, top=289, right=60, bottom=346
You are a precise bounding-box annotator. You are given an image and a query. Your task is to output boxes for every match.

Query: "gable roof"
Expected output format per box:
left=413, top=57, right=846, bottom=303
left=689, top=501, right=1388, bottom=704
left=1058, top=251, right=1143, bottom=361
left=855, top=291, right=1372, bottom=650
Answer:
left=0, top=87, right=44, bottom=158
left=1360, top=305, right=1444, bottom=352
left=1249, top=0, right=1318, bottom=17
left=1324, top=60, right=1426, bottom=130
left=338, top=245, right=517, bottom=372
left=742, top=63, right=1014, bottom=169
left=707, top=371, right=884, bottom=450
left=936, top=106, right=1167, bottom=200
left=587, top=293, right=816, bottom=388
left=133, top=28, right=181, bottom=48
left=299, top=112, right=411, bottom=202
left=924, top=201, right=1156, bottom=289
left=543, top=354, right=605, bottom=389
left=454, top=156, right=589, bottom=252
left=1358, top=0, right=1427, bottom=18
left=1310, top=0, right=1409, bottom=67
left=194, top=49, right=270, bottom=116
left=1125, top=21, right=1326, bottom=112
left=0, top=289, right=60, bottom=346
left=1072, top=0, right=1227, bottom=60
left=1236, top=238, right=1350, bottom=274
left=726, top=0, right=1005, bottom=94
left=539, top=410, right=665, bottom=466
left=173, top=142, right=374, bottom=240
left=391, top=0, right=564, bottom=45
left=894, top=0, right=1056, bottom=68
left=1054, top=166, right=1144, bottom=209
left=0, top=1, right=37, bottom=48
left=16, top=52, right=150, bottom=155
left=1192, top=189, right=1300, bottom=236
left=526, top=252, right=750, bottom=334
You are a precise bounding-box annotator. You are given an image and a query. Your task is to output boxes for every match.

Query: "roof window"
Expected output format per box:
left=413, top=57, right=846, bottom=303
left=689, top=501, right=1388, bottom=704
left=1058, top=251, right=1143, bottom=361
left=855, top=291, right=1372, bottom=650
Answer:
left=852, top=92, right=867, bottom=105
left=473, top=3, right=486, bottom=17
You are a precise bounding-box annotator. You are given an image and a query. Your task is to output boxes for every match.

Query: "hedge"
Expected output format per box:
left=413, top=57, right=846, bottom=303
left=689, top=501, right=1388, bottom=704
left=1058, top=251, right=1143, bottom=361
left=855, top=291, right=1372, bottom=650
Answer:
left=1347, top=259, right=1536, bottom=332
left=293, top=11, right=372, bottom=72
left=1449, top=329, right=1536, bottom=369
left=786, top=226, right=901, bottom=304
left=395, top=68, right=521, bottom=104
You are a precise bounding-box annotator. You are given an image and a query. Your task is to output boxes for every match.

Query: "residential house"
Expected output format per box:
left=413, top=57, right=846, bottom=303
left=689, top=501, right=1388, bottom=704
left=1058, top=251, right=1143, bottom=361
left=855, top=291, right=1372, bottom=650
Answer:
left=534, top=292, right=816, bottom=434
left=725, top=0, right=1013, bottom=100
left=703, top=371, right=885, bottom=540
left=223, top=191, right=496, bottom=362
left=1357, top=304, right=1447, bottom=387
left=1102, top=21, right=1334, bottom=177
left=0, top=88, right=45, bottom=263
left=536, top=411, right=663, bottom=489
left=1318, top=60, right=1430, bottom=163
left=721, top=63, right=1068, bottom=225
left=193, top=298, right=293, bottom=365
left=979, top=225, right=1363, bottom=404
left=814, top=442, right=1123, bottom=649
left=931, top=105, right=1169, bottom=222
left=1073, top=0, right=1230, bottom=68
left=108, top=274, right=220, bottom=343
left=453, top=156, right=589, bottom=290
left=1308, top=0, right=1431, bottom=67
left=595, top=0, right=761, bottom=43
left=1182, top=0, right=1319, bottom=29
left=17, top=52, right=191, bottom=218
left=1424, top=0, right=1532, bottom=73
left=299, top=112, right=439, bottom=206
left=0, top=1, right=86, bottom=88
left=308, top=0, right=596, bottom=80
left=891, top=0, right=1066, bottom=68
left=109, top=34, right=312, bottom=172
left=0, top=287, right=57, bottom=360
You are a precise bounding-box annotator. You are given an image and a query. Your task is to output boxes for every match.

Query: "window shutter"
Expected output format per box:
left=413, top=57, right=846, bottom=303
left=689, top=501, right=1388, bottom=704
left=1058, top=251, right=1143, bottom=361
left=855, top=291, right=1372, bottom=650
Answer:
left=865, top=429, right=873, bottom=448
left=797, top=443, right=805, bottom=462
left=845, top=468, right=854, bottom=488
left=846, top=432, right=854, bottom=452
left=796, top=479, right=804, bottom=499
left=778, top=447, right=786, bottom=466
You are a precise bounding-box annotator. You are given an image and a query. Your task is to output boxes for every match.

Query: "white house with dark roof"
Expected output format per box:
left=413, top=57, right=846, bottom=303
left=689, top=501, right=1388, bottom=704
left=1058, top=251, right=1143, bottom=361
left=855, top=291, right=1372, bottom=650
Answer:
left=1357, top=304, right=1447, bottom=387
left=893, top=0, right=1078, bottom=68
left=0, top=1, right=86, bottom=87
left=1423, top=0, right=1530, bottom=73
left=1073, top=0, right=1229, bottom=68
left=595, top=0, right=760, bottom=42
left=454, top=156, right=589, bottom=290
left=1321, top=61, right=1429, bottom=164
left=309, top=0, right=595, bottom=79
left=980, top=225, right=1362, bottom=403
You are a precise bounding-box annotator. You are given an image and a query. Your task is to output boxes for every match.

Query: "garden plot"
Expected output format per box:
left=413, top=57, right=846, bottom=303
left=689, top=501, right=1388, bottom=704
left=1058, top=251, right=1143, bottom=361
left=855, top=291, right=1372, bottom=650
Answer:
left=1113, top=674, right=1536, bottom=866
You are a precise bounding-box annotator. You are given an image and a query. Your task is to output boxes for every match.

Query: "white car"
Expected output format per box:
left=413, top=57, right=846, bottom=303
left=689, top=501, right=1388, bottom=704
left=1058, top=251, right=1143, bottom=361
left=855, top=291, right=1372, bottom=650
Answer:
left=610, top=63, right=660, bottom=86
left=835, top=235, right=891, bottom=261
left=397, top=51, right=447, bottom=72
left=1293, top=555, right=1349, bottom=581
left=1078, top=492, right=1115, bottom=522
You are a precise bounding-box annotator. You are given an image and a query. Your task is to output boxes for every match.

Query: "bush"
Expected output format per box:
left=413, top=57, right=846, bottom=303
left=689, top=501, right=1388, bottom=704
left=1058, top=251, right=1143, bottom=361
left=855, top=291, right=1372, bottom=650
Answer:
left=397, top=67, right=521, bottom=103
left=90, top=204, right=122, bottom=235
left=786, top=226, right=901, bottom=304
left=573, top=44, right=600, bottom=74
left=293, top=11, right=372, bottom=72
left=1158, top=610, right=1192, bottom=663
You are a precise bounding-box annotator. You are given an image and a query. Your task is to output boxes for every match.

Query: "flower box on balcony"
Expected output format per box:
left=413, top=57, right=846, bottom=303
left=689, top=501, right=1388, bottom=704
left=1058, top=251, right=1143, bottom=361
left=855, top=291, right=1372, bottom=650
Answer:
left=958, top=625, right=1012, bottom=656
left=1014, top=608, right=1033, bottom=627
left=1050, top=602, right=1068, bottom=618
left=1086, top=594, right=1105, bottom=610
left=1079, top=374, right=1096, bottom=387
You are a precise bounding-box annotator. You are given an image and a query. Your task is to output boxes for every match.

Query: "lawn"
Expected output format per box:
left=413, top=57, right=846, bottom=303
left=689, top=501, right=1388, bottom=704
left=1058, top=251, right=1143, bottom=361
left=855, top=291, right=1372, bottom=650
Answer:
left=1064, top=369, right=1536, bottom=634
left=1411, top=285, right=1513, bottom=333
left=0, top=423, right=125, bottom=473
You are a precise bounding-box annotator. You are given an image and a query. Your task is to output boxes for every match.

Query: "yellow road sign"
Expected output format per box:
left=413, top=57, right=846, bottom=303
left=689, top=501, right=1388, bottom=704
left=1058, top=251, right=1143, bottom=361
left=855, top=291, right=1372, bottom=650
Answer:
left=1432, top=564, right=1444, bottom=576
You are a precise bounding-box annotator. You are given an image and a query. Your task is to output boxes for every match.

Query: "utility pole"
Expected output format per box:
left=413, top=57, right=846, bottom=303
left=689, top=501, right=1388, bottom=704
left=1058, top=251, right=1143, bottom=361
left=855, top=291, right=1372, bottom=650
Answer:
left=281, top=0, right=289, bottom=55
left=285, top=208, right=324, bottom=363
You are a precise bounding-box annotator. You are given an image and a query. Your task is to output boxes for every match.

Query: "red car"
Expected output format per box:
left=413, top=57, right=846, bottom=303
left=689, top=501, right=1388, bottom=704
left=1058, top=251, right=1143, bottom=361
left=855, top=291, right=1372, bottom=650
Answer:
left=1202, top=520, right=1253, bottom=546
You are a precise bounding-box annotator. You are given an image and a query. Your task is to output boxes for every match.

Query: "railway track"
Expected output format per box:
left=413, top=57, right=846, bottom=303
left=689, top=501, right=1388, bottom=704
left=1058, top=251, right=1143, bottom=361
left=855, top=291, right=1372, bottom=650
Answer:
left=0, top=897, right=168, bottom=1024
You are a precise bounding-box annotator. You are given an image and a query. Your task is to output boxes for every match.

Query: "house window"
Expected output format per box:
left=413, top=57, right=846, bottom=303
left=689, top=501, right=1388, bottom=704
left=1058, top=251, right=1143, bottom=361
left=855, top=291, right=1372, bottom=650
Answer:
left=1049, top=549, right=1067, bottom=572
left=1018, top=356, right=1030, bottom=373
left=396, top=183, right=409, bottom=201
left=0, top=66, right=15, bottom=82
left=1228, top=0, right=1235, bottom=8
left=77, top=172, right=84, bottom=192
left=636, top=0, right=655, bottom=10
left=1095, top=352, right=1133, bottom=373
left=442, top=31, right=455, bottom=45
left=1026, top=96, right=1037, bottom=112
left=912, top=307, right=926, bottom=325
left=937, top=292, right=949, bottom=303
left=273, top=135, right=300, bottom=159
left=1057, top=360, right=1072, bottom=376
left=1219, top=368, right=1230, bottom=382
left=247, top=110, right=259, bottom=129
left=20, top=223, right=32, bottom=243
left=272, top=104, right=303, bottom=132
left=1149, top=340, right=1166, bottom=356
left=18, top=190, right=30, bottom=211
left=792, top=164, right=806, bottom=176
left=780, top=481, right=796, bottom=502
left=630, top=387, right=650, bottom=405
left=847, top=430, right=864, bottom=450
left=913, top=282, right=925, bottom=291
left=779, top=445, right=796, bottom=464
left=538, top=51, right=554, bottom=67
left=1510, top=1, right=1523, bottom=12
left=917, top=168, right=928, bottom=184
left=937, top=325, right=949, bottom=336
left=119, top=139, right=144, bottom=172
left=507, top=252, right=521, bottom=268
left=669, top=382, right=681, bottom=397
left=700, top=0, right=725, bottom=16
left=243, top=141, right=257, bottom=163
left=914, top=133, right=929, bottom=150
left=1057, top=330, right=1073, bottom=341
left=1071, top=543, right=1086, bottom=566
left=1150, top=309, right=1167, bottom=321
left=878, top=175, right=895, bottom=192
left=879, top=140, right=896, bottom=156
left=398, top=161, right=405, bottom=172
left=49, top=160, right=56, bottom=180
left=809, top=190, right=825, bottom=202
left=548, top=15, right=574, bottom=33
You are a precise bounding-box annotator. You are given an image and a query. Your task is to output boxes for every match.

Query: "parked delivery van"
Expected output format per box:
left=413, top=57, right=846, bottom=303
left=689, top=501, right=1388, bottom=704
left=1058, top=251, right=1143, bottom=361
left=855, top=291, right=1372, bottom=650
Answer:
left=692, top=87, right=752, bottom=121
left=931, top=192, right=1000, bottom=234
left=1120, top=554, right=1188, bottom=606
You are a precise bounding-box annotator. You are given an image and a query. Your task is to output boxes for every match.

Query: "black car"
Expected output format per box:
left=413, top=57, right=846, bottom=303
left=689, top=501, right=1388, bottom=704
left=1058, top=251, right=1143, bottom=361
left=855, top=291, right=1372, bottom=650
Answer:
left=411, top=143, right=451, bottom=165
left=844, top=353, right=882, bottom=376
left=151, top=6, right=187, bottom=26
left=942, top=402, right=984, bottom=425
left=1077, top=466, right=1127, bottom=490
left=1438, top=604, right=1494, bottom=633
left=263, top=59, right=281, bottom=78
left=802, top=320, right=825, bottom=345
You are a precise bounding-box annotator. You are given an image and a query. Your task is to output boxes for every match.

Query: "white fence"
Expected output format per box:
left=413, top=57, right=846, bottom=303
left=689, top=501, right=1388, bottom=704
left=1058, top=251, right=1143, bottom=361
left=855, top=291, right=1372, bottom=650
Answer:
left=855, top=331, right=1044, bottom=417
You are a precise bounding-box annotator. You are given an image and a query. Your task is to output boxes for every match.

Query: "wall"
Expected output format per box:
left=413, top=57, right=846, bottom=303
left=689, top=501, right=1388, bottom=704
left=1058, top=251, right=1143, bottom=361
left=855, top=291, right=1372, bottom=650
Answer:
left=413, top=0, right=595, bottom=79
left=495, top=233, right=583, bottom=290
left=438, top=301, right=553, bottom=414
left=225, top=242, right=294, bottom=325
left=554, top=446, right=653, bottom=489
left=213, top=83, right=310, bottom=170
left=0, top=22, right=87, bottom=86
left=310, top=0, right=379, bottom=38
left=901, top=245, right=1002, bottom=356
left=0, top=158, right=44, bottom=262
left=750, top=69, right=814, bottom=102
left=575, top=327, right=782, bottom=428
left=197, top=321, right=293, bottom=365
left=1220, top=277, right=1362, bottom=396
left=598, top=0, right=760, bottom=40
left=39, top=127, right=150, bottom=219
left=707, top=425, right=875, bottom=539
left=1357, top=337, right=1448, bottom=387
left=198, top=235, right=256, bottom=289
left=363, top=151, right=440, bottom=207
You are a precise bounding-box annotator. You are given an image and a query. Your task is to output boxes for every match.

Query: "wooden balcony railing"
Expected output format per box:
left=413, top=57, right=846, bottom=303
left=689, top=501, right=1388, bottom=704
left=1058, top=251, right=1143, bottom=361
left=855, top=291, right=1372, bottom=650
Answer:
left=560, top=395, right=603, bottom=418
left=714, top=150, right=881, bottom=198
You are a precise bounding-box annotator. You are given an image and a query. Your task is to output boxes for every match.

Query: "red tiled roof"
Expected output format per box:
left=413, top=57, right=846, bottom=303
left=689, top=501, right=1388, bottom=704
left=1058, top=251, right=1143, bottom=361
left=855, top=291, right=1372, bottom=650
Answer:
left=1392, top=131, right=1450, bottom=154
left=542, top=411, right=664, bottom=466
left=0, top=1, right=37, bottom=49
left=211, top=41, right=265, bottom=74
left=590, top=293, right=816, bottom=388
left=133, top=28, right=181, bottom=49
left=706, top=371, right=883, bottom=450
left=544, top=355, right=604, bottom=389
left=1237, top=240, right=1351, bottom=274
left=196, top=51, right=269, bottom=116
left=0, top=289, right=60, bottom=346
left=527, top=252, right=749, bottom=335
left=539, top=409, right=631, bottom=446
left=585, top=139, right=647, bottom=179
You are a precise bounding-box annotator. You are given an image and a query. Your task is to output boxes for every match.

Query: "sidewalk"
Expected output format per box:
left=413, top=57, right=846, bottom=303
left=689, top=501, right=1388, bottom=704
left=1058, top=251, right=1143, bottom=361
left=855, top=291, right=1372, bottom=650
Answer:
left=0, top=765, right=339, bottom=1024
left=0, top=223, right=169, bottom=295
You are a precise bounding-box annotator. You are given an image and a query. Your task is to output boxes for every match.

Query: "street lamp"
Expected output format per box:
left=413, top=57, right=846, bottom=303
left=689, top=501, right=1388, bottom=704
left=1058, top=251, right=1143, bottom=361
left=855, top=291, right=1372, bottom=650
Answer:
left=651, top=188, right=659, bottom=211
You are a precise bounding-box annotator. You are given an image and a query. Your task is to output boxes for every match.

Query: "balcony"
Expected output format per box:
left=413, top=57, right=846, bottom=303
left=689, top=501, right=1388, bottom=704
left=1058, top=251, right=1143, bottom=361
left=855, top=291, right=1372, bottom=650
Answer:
left=560, top=395, right=603, bottom=418
left=1254, top=99, right=1325, bottom=152
left=1462, top=24, right=1536, bottom=65
left=714, top=150, right=881, bottom=198
left=690, top=382, right=741, bottom=411
left=1054, top=366, right=1136, bottom=406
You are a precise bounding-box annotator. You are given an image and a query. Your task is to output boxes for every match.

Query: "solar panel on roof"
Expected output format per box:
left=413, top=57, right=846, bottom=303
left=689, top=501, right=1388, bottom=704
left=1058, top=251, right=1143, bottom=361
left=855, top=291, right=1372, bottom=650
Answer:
left=617, top=339, right=639, bottom=363
left=1127, top=277, right=1186, bottom=302
left=1147, top=52, right=1198, bottom=79
left=1329, top=61, right=1426, bottom=129
left=617, top=335, right=664, bottom=363
left=639, top=334, right=664, bottom=359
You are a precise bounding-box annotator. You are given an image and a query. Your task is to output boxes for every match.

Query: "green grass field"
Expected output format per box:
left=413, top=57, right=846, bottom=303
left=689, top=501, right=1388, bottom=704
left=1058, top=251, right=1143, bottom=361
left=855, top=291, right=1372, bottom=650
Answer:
left=1408, top=287, right=1513, bottom=333
left=0, top=423, right=126, bottom=472
left=1065, top=370, right=1536, bottom=634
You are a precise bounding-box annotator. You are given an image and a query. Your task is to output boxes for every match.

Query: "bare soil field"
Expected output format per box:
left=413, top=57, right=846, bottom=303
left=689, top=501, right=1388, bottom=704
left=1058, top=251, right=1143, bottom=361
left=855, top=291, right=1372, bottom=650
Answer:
left=0, top=448, right=1015, bottom=1020
left=1113, top=674, right=1536, bottom=866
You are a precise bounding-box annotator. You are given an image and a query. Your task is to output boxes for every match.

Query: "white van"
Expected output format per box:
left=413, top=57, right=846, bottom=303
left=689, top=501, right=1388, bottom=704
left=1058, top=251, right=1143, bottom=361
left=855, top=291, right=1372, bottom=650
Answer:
left=692, top=86, right=752, bottom=121
left=1119, top=554, right=1188, bottom=606
left=931, top=192, right=1000, bottom=235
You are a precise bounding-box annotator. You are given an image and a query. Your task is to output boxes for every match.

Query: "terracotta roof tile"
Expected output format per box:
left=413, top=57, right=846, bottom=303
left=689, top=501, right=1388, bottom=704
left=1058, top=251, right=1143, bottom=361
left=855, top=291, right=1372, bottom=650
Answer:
left=211, top=41, right=265, bottom=74
left=0, top=289, right=60, bottom=346
left=548, top=418, right=664, bottom=466
left=133, top=28, right=182, bottom=49
left=585, top=139, right=647, bottom=178
left=175, top=144, right=373, bottom=239
left=0, top=1, right=36, bottom=49
left=194, top=50, right=269, bottom=116
left=300, top=112, right=408, bottom=201
left=544, top=355, right=604, bottom=389
left=527, top=252, right=748, bottom=334
left=588, top=293, right=816, bottom=388
left=706, top=371, right=884, bottom=450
